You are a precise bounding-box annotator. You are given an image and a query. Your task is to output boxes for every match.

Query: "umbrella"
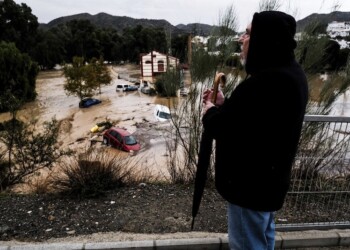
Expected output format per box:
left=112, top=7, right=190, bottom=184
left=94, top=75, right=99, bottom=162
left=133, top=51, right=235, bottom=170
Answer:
left=191, top=73, right=226, bottom=230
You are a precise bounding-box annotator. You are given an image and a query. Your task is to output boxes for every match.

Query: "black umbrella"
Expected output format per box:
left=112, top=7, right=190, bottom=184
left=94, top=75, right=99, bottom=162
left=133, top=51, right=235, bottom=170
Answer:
left=191, top=73, right=226, bottom=230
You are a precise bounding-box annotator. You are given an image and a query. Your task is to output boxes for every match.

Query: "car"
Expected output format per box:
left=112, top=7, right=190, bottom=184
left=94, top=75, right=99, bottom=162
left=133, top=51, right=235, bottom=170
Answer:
left=102, top=127, right=141, bottom=152
left=141, top=86, right=151, bottom=94
left=154, top=104, right=171, bottom=122
left=116, top=83, right=138, bottom=92
left=180, top=87, right=189, bottom=96
left=124, top=85, right=139, bottom=92
left=116, top=83, right=130, bottom=91
left=141, top=86, right=156, bottom=95
left=79, top=98, right=102, bottom=108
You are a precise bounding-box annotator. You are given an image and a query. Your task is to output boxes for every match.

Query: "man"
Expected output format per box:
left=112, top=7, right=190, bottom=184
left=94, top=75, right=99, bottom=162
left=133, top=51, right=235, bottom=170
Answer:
left=202, top=11, right=309, bottom=249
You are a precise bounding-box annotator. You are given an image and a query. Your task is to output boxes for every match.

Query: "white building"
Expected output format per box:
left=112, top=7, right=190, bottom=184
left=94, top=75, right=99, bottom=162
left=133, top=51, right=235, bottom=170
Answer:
left=140, top=51, right=179, bottom=78
left=327, top=21, right=350, bottom=38
left=326, top=21, right=350, bottom=49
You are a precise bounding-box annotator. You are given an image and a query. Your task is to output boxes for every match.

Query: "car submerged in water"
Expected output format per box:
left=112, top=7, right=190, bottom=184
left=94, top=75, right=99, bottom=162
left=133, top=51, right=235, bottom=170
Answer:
left=116, top=84, right=138, bottom=92
left=79, top=98, right=102, bottom=108
left=102, top=127, right=141, bottom=152
left=154, top=104, right=171, bottom=122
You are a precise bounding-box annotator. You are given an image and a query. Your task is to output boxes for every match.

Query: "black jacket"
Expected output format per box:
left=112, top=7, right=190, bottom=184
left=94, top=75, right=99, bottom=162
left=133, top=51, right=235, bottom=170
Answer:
left=202, top=11, right=309, bottom=211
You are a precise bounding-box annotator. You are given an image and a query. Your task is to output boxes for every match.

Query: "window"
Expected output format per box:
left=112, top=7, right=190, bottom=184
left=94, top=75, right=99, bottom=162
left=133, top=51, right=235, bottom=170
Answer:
left=158, top=60, right=164, bottom=71
left=125, top=135, right=137, bottom=145
left=159, top=111, right=171, bottom=119
left=115, top=133, right=123, bottom=142
left=110, top=130, right=118, bottom=138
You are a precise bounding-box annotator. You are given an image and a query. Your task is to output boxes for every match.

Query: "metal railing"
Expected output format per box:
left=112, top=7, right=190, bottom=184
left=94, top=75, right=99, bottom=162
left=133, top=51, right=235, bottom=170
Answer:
left=276, top=115, right=350, bottom=231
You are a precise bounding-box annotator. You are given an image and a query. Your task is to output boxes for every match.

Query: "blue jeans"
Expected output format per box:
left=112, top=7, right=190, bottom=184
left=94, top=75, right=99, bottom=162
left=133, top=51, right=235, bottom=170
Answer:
left=227, top=203, right=275, bottom=250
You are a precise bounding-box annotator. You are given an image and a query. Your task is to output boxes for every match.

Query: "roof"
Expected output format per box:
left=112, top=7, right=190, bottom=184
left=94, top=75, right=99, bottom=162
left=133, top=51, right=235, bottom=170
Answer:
left=155, top=104, right=170, bottom=113
left=108, top=127, right=131, bottom=136
left=141, top=50, right=178, bottom=60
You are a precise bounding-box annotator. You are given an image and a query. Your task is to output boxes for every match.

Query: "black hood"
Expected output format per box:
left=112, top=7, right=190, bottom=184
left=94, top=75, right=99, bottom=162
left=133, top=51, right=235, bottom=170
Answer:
left=245, top=11, right=297, bottom=75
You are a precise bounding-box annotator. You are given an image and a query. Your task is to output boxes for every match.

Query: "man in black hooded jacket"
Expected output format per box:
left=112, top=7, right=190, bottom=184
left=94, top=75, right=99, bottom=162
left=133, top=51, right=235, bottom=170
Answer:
left=202, top=11, right=308, bottom=249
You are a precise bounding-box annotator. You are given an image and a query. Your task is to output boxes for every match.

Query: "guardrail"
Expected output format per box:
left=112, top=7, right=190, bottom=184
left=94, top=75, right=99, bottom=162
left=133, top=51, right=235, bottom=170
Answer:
left=277, top=115, right=350, bottom=231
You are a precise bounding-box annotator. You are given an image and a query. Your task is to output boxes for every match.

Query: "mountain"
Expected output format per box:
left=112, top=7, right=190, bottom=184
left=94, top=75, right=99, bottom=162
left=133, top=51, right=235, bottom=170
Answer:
left=39, top=12, right=216, bottom=36
left=296, top=11, right=350, bottom=32
left=175, top=23, right=215, bottom=36
left=39, top=11, right=350, bottom=36
left=41, top=12, right=176, bottom=32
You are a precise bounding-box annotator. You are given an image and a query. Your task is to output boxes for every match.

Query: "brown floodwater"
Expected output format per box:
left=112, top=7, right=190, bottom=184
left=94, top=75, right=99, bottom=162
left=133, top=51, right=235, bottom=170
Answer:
left=0, top=65, right=189, bottom=179
left=2, top=67, right=349, bottom=186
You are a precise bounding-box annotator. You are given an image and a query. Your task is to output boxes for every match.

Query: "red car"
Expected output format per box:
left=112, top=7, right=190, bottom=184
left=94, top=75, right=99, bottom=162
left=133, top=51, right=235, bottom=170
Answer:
left=102, top=127, right=141, bottom=152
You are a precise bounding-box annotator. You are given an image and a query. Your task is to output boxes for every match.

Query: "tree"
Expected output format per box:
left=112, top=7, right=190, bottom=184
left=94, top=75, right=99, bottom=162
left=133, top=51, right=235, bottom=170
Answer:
left=0, top=0, right=39, bottom=54
left=0, top=117, right=73, bottom=191
left=171, top=34, right=188, bottom=63
left=30, top=29, right=65, bottom=69
left=259, top=0, right=281, bottom=11
left=154, top=68, right=181, bottom=97
left=295, top=21, right=344, bottom=74
left=64, top=20, right=101, bottom=60
left=0, top=42, right=38, bottom=111
left=337, top=48, right=350, bottom=70
left=96, top=28, right=122, bottom=63
left=0, top=91, right=22, bottom=172
left=63, top=57, right=93, bottom=100
left=63, top=56, right=112, bottom=99
left=210, top=4, right=238, bottom=67
left=120, top=26, right=168, bottom=63
left=87, top=57, right=112, bottom=94
left=165, top=3, right=240, bottom=183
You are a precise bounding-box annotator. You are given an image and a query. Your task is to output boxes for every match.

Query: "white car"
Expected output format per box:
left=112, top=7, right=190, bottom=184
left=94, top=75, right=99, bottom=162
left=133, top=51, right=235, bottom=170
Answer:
left=154, top=104, right=171, bottom=122
left=116, top=83, right=130, bottom=91
left=180, top=87, right=189, bottom=96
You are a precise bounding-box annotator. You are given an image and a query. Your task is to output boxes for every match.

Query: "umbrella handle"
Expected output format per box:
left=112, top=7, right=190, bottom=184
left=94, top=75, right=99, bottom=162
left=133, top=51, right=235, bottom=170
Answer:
left=211, top=72, right=226, bottom=104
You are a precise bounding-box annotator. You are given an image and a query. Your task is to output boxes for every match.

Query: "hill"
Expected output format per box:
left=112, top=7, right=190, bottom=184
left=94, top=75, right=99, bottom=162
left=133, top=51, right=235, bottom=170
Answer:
left=39, top=11, right=350, bottom=36
left=39, top=12, right=216, bottom=36
left=296, top=11, right=350, bottom=32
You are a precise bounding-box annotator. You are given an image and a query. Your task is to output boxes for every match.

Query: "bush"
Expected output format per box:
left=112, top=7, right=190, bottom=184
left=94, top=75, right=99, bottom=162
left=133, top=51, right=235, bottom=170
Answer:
left=26, top=173, right=55, bottom=194
left=52, top=149, right=148, bottom=198
left=0, top=118, right=71, bottom=191
left=154, top=68, right=181, bottom=97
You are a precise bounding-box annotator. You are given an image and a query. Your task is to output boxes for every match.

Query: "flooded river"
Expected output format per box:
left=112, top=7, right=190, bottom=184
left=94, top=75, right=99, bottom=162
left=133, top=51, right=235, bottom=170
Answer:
left=2, top=66, right=350, bottom=182
left=0, top=65, right=187, bottom=178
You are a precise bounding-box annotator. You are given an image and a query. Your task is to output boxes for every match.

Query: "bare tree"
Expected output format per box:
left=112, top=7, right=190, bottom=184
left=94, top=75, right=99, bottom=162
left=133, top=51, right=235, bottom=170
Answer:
left=165, top=4, right=240, bottom=183
left=259, top=0, right=281, bottom=11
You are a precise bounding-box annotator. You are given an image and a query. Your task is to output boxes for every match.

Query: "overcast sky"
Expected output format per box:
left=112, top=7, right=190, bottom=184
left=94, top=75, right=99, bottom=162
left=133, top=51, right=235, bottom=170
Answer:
left=12, top=0, right=350, bottom=31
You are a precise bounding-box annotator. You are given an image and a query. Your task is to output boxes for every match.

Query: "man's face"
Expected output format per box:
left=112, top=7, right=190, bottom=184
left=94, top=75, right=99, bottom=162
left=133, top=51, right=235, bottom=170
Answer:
left=238, top=23, right=251, bottom=65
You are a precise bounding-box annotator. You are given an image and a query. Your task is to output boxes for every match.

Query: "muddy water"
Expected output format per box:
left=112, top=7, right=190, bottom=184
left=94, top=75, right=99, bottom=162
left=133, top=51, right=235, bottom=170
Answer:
left=0, top=65, right=187, bottom=179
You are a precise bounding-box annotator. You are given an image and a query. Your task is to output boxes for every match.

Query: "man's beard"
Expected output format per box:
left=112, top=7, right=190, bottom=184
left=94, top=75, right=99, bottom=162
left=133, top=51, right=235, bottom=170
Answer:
left=240, top=58, right=246, bottom=66
left=240, top=54, right=246, bottom=66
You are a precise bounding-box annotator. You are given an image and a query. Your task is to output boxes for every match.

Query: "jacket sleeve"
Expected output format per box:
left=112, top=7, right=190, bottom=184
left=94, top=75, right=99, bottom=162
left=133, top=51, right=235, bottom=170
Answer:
left=201, top=85, right=243, bottom=140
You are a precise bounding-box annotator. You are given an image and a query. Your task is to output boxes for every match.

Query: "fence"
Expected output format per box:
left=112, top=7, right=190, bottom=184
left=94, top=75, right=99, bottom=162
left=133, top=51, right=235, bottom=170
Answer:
left=276, top=115, right=350, bottom=231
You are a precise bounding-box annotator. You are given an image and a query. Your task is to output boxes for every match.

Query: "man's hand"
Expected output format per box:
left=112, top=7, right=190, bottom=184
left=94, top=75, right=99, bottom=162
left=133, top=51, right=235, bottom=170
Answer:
left=202, top=88, right=224, bottom=114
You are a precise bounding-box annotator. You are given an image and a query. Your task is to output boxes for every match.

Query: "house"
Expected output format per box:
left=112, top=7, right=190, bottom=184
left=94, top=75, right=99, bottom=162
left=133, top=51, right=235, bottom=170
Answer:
left=327, top=21, right=350, bottom=49
left=327, top=21, right=350, bottom=38
left=140, top=51, right=179, bottom=78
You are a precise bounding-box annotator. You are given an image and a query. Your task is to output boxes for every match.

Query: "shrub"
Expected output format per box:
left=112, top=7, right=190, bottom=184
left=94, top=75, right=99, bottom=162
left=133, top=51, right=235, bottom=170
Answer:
left=26, top=173, right=55, bottom=194
left=0, top=118, right=72, bottom=191
left=52, top=148, right=149, bottom=198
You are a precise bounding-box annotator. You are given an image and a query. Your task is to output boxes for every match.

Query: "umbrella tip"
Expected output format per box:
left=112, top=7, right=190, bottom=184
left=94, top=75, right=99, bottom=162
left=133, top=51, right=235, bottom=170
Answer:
left=191, top=218, right=195, bottom=231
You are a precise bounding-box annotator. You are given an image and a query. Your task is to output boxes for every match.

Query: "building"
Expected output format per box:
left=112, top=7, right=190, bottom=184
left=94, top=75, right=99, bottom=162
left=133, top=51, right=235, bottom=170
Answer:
left=140, top=51, right=179, bottom=78
left=327, top=21, right=350, bottom=38
left=327, top=21, right=350, bottom=49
